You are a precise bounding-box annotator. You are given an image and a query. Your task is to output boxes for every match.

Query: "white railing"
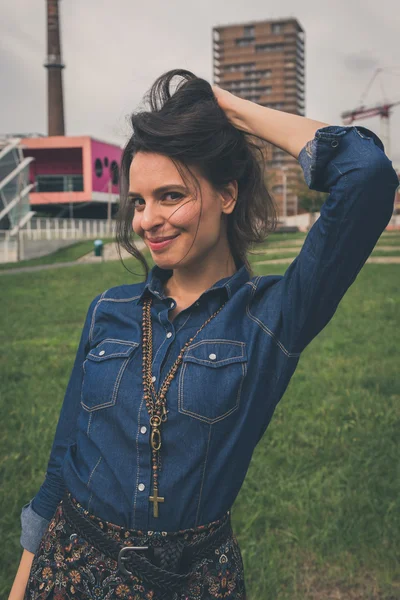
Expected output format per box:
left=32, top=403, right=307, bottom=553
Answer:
left=0, top=218, right=118, bottom=263
left=21, top=217, right=117, bottom=240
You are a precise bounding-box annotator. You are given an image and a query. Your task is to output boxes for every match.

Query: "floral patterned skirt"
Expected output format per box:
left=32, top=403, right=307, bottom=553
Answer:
left=24, top=491, right=247, bottom=599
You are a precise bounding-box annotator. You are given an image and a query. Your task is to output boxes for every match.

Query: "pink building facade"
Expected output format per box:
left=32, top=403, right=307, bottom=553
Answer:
left=22, top=136, right=122, bottom=207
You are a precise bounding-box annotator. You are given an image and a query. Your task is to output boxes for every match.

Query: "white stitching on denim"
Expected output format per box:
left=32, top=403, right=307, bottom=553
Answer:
left=152, top=309, right=191, bottom=368
left=132, top=392, right=146, bottom=529
left=176, top=311, right=192, bottom=333
left=245, top=276, right=301, bottom=358
left=81, top=354, right=135, bottom=412
left=87, top=411, right=92, bottom=437
left=89, top=290, right=108, bottom=344
left=177, top=352, right=243, bottom=424
left=89, top=293, right=142, bottom=344
left=211, top=270, right=237, bottom=295
left=86, top=455, right=102, bottom=488
left=98, top=339, right=139, bottom=346
left=111, top=357, right=131, bottom=405
left=87, top=342, right=139, bottom=360
left=183, top=340, right=246, bottom=366
left=195, top=423, right=212, bottom=526
left=187, top=338, right=245, bottom=351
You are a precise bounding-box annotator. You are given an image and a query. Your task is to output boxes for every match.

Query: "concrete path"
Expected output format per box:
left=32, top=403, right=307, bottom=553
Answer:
left=1, top=240, right=399, bottom=275
left=76, top=240, right=146, bottom=263
left=254, top=256, right=400, bottom=266
left=0, top=260, right=95, bottom=275
left=251, top=243, right=399, bottom=254
left=0, top=241, right=147, bottom=276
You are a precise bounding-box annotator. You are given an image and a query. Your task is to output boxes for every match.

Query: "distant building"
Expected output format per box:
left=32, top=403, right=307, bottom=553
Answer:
left=213, top=18, right=306, bottom=217
left=21, top=135, right=122, bottom=218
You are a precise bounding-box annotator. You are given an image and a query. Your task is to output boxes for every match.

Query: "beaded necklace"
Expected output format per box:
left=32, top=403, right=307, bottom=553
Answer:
left=142, top=295, right=227, bottom=517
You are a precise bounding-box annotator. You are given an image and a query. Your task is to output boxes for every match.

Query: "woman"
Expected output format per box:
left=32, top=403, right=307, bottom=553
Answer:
left=10, top=69, right=399, bottom=600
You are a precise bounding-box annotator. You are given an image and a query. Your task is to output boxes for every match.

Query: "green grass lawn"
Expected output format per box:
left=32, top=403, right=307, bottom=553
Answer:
left=1, top=235, right=399, bottom=599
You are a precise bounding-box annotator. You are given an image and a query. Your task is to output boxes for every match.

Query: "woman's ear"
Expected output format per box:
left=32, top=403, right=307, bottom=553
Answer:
left=219, top=180, right=238, bottom=215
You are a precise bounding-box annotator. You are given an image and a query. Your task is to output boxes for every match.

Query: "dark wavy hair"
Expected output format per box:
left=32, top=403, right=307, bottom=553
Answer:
left=115, top=69, right=278, bottom=279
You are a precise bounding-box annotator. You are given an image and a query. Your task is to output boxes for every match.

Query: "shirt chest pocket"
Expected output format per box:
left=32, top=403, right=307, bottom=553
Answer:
left=177, top=339, right=247, bottom=424
left=81, top=339, right=140, bottom=412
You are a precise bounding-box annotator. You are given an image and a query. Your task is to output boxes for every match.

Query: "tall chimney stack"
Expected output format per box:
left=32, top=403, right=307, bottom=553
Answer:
left=44, top=0, right=65, bottom=136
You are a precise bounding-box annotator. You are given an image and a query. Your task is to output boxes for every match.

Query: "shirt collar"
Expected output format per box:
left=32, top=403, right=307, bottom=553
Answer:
left=135, top=258, right=251, bottom=305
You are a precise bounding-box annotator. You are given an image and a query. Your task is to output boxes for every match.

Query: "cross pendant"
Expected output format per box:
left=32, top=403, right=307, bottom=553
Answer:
left=149, top=487, right=165, bottom=517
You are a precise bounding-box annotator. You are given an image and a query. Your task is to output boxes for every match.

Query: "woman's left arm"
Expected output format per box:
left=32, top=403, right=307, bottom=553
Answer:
left=213, top=89, right=399, bottom=356
left=277, top=125, right=399, bottom=354
left=212, top=85, right=330, bottom=157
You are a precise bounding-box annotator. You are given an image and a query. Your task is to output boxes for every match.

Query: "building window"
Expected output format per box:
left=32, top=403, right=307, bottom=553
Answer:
left=256, top=43, right=284, bottom=53
left=271, top=23, right=283, bottom=34
left=95, top=158, right=103, bottom=178
left=110, top=161, right=119, bottom=186
left=236, top=38, right=253, bottom=46
left=36, top=175, right=84, bottom=192
left=244, top=25, right=255, bottom=37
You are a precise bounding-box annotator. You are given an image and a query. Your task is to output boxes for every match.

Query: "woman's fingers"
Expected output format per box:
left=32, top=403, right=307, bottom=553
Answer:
left=211, top=85, right=253, bottom=134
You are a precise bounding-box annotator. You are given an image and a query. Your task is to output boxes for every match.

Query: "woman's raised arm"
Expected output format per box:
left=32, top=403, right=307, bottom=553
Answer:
left=212, top=85, right=330, bottom=158
left=212, top=86, right=399, bottom=358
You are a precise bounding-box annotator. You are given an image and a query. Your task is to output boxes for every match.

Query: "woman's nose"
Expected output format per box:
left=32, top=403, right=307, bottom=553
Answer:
left=140, top=203, right=164, bottom=230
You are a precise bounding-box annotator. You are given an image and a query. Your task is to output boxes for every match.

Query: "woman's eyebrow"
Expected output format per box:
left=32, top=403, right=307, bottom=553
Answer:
left=128, top=184, right=187, bottom=196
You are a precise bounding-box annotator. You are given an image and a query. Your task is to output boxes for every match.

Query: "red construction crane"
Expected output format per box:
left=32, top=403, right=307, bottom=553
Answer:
left=341, top=67, right=400, bottom=158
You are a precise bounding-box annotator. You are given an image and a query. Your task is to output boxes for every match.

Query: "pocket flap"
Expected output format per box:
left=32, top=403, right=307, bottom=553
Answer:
left=183, top=340, right=247, bottom=368
left=87, top=339, right=140, bottom=361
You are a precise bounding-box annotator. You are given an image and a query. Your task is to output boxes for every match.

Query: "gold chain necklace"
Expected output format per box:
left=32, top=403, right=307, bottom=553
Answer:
left=142, top=295, right=227, bottom=517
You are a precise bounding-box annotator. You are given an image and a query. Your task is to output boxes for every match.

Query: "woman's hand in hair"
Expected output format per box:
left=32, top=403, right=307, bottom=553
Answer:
left=211, top=85, right=254, bottom=135
left=212, top=84, right=329, bottom=158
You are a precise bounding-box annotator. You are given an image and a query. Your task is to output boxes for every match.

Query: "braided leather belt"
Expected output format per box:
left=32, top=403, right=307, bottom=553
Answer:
left=61, top=489, right=232, bottom=597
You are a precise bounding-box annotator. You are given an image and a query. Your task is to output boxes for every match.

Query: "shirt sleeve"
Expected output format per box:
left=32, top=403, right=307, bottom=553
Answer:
left=19, top=292, right=103, bottom=553
left=260, top=125, right=399, bottom=356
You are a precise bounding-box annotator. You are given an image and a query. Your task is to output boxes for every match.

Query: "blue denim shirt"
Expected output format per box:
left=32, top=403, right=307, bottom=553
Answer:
left=20, top=125, right=399, bottom=554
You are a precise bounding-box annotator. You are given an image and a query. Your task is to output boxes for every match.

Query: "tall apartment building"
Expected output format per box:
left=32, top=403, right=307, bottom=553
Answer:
left=212, top=18, right=305, bottom=217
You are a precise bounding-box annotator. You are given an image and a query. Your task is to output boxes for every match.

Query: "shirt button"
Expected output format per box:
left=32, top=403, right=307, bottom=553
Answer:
left=140, top=426, right=147, bottom=434
left=331, top=140, right=339, bottom=147
left=209, top=353, right=217, bottom=360
left=166, top=332, right=172, bottom=339
left=99, top=350, right=105, bottom=356
left=151, top=375, right=156, bottom=382
left=195, top=301, right=200, bottom=306
left=138, top=483, right=145, bottom=491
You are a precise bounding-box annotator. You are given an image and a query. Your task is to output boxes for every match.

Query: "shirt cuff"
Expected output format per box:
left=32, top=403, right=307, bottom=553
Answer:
left=20, top=498, right=51, bottom=554
left=297, top=125, right=386, bottom=192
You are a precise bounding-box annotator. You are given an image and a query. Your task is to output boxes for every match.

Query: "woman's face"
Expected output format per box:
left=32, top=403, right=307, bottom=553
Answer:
left=129, top=151, right=237, bottom=270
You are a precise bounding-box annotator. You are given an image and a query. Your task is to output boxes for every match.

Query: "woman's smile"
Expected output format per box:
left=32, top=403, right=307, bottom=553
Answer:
left=146, top=234, right=180, bottom=251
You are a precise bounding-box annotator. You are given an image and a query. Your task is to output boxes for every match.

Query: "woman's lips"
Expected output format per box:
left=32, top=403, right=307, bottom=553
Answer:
left=147, top=234, right=180, bottom=251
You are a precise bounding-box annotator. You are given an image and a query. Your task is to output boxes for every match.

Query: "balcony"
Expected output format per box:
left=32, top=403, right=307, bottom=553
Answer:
left=36, top=174, right=84, bottom=193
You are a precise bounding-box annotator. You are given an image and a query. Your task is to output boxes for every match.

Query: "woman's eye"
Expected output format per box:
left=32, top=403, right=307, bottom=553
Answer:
left=164, top=192, right=183, bottom=201
left=130, top=192, right=183, bottom=209
left=130, top=198, right=144, bottom=208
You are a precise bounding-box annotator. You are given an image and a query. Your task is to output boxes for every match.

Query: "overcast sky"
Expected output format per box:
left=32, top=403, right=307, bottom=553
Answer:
left=1, top=0, right=400, bottom=167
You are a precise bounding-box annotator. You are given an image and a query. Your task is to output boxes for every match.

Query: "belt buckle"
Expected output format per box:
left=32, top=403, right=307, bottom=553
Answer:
left=118, top=545, right=149, bottom=576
